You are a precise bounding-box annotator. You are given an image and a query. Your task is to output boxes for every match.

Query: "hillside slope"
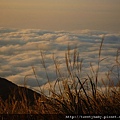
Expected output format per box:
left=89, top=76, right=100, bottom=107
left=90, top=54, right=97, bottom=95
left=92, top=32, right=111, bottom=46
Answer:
left=0, top=77, right=41, bottom=104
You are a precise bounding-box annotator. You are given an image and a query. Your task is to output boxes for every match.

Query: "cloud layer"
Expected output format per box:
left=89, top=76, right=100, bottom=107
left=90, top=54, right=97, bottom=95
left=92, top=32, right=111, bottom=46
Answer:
left=0, top=27, right=120, bottom=93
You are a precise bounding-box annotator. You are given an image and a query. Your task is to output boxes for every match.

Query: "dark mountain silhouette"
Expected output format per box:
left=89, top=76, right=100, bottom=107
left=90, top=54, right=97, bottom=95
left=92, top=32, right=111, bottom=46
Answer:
left=0, top=77, right=41, bottom=104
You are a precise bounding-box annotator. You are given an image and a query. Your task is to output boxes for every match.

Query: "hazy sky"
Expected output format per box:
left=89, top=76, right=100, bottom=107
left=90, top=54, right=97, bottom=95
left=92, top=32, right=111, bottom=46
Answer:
left=0, top=0, right=120, bottom=32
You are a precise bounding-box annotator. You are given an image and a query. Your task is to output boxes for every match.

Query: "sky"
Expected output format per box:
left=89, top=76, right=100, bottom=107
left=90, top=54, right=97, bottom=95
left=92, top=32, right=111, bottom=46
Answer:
left=0, top=0, right=120, bottom=32
left=0, top=0, right=120, bottom=94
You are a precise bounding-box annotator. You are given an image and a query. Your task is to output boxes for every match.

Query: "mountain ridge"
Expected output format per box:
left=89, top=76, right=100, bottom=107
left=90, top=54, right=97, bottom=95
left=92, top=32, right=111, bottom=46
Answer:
left=0, top=77, right=41, bottom=104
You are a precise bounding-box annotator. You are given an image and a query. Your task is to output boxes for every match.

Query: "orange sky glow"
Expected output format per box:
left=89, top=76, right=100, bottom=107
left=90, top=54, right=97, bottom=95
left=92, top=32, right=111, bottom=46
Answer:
left=0, top=0, right=120, bottom=32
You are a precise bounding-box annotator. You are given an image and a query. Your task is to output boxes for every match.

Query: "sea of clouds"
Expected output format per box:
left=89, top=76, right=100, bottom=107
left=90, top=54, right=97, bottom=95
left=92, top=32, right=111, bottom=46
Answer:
left=0, top=27, right=120, bottom=94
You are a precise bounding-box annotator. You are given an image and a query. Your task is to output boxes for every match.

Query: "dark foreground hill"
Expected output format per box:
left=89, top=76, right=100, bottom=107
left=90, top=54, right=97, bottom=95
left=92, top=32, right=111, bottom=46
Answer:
left=0, top=77, right=41, bottom=104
